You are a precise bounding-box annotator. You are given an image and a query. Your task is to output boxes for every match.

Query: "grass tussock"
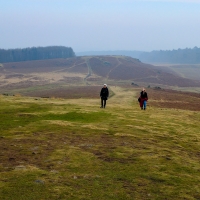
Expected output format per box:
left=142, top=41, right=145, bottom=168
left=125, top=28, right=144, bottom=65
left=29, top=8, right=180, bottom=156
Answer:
left=0, top=86, right=200, bottom=200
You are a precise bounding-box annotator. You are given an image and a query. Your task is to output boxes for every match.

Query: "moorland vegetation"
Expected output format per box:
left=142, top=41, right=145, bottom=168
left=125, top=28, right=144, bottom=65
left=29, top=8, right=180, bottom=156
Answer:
left=1, top=56, right=200, bottom=98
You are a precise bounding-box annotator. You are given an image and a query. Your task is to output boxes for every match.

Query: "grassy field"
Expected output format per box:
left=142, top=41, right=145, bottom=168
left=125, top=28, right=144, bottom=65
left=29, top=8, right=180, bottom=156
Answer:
left=0, top=87, right=200, bottom=200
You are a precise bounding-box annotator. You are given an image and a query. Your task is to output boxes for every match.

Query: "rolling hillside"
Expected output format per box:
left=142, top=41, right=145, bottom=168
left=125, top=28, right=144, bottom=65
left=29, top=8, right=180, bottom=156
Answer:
left=1, top=56, right=200, bottom=95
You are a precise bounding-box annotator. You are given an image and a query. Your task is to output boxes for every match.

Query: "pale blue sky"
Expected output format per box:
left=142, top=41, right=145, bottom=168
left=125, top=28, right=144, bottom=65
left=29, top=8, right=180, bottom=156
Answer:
left=1, top=0, right=200, bottom=52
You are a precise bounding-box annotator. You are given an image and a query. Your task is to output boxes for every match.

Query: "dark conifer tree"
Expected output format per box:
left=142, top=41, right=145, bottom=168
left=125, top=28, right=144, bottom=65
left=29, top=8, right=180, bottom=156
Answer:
left=0, top=46, right=75, bottom=63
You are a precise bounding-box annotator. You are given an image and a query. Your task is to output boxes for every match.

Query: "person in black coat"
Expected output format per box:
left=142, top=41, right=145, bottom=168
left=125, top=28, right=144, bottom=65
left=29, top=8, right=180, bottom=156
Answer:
left=100, top=84, right=109, bottom=108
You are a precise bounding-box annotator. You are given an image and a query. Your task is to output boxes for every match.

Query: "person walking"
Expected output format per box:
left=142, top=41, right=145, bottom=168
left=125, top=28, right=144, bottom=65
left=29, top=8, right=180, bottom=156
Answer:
left=100, top=84, right=109, bottom=108
left=139, top=88, right=148, bottom=110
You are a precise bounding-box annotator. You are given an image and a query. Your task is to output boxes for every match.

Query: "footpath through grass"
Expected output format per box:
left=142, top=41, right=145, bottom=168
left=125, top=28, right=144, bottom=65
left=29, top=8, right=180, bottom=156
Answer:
left=0, top=87, right=200, bottom=200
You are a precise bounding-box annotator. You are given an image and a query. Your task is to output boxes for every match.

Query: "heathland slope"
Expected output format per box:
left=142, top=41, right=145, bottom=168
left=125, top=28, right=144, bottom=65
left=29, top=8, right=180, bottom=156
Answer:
left=1, top=56, right=200, bottom=94
left=0, top=86, right=200, bottom=199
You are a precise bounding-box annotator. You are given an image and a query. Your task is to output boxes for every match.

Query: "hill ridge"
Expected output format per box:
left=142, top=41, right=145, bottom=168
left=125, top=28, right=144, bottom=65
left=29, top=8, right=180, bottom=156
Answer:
left=1, top=56, right=200, bottom=95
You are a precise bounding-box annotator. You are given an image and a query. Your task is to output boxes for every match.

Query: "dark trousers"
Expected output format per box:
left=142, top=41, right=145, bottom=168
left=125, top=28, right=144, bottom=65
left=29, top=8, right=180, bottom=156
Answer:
left=101, top=98, right=107, bottom=107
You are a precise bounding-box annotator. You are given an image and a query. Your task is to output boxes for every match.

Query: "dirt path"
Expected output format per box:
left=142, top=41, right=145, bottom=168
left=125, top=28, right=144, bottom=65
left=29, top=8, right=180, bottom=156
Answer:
left=84, top=58, right=92, bottom=80
left=61, top=86, right=138, bottom=109
left=106, top=58, right=121, bottom=79
left=108, top=86, right=138, bottom=108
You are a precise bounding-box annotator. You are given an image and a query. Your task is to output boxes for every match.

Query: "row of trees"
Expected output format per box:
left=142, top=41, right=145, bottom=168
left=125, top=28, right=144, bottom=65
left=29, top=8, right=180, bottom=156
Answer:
left=0, top=46, right=75, bottom=63
left=139, top=47, right=200, bottom=64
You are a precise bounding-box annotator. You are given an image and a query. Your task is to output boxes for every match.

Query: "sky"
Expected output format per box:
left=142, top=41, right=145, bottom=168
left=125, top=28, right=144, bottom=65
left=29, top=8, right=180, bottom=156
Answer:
left=1, top=0, right=200, bottom=52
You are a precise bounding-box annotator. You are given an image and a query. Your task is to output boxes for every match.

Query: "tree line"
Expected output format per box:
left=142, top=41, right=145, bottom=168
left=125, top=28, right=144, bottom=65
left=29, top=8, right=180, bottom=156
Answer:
left=0, top=46, right=75, bottom=63
left=139, top=47, right=200, bottom=64
left=76, top=47, right=200, bottom=64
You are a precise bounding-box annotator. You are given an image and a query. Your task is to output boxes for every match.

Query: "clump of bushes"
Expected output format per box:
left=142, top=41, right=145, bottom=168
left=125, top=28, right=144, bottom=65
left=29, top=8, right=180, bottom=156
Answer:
left=154, top=86, right=161, bottom=90
left=131, top=82, right=138, bottom=86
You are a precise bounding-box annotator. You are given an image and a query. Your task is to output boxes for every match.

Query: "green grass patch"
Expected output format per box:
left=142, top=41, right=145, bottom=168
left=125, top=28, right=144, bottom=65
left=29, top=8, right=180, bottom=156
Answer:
left=44, top=111, right=111, bottom=123
left=0, top=88, right=200, bottom=200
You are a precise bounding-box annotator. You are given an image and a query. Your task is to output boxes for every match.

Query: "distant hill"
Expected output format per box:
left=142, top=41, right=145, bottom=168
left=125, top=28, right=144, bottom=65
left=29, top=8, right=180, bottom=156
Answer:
left=77, top=47, right=200, bottom=64
left=0, top=46, right=75, bottom=63
left=1, top=55, right=200, bottom=88
left=76, top=50, right=144, bottom=58
left=139, top=47, right=200, bottom=64
left=84, top=56, right=200, bottom=87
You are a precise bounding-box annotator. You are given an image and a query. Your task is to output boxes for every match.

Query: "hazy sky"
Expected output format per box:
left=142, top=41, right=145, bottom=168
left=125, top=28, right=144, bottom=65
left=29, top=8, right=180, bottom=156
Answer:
left=1, top=0, right=200, bottom=52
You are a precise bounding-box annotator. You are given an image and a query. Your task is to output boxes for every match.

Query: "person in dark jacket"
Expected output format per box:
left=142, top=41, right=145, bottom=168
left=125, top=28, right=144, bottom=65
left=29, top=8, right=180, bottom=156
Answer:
left=100, top=84, right=109, bottom=108
left=139, top=88, right=148, bottom=110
